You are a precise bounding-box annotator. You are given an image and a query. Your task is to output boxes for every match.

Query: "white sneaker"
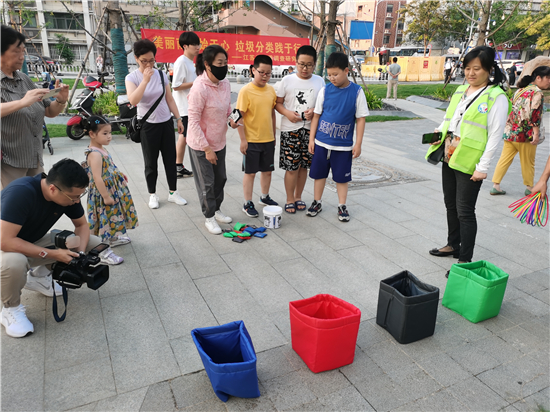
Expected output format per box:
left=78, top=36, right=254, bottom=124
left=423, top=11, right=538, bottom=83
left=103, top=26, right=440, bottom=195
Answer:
left=108, top=236, right=131, bottom=247
left=1, top=304, right=34, bottom=338
left=205, top=217, right=222, bottom=235
left=215, top=210, right=233, bottom=223
left=149, top=194, right=159, bottom=209
left=99, top=248, right=124, bottom=265
left=24, top=271, right=63, bottom=297
left=168, top=190, right=187, bottom=205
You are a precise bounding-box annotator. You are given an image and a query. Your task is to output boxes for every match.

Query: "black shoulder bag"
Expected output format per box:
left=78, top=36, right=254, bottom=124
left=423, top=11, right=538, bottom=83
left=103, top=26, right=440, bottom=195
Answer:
left=128, top=70, right=166, bottom=143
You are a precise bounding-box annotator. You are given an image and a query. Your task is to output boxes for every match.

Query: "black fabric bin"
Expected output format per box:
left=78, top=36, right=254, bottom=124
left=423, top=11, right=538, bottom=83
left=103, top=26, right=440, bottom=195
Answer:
left=376, top=271, right=440, bottom=344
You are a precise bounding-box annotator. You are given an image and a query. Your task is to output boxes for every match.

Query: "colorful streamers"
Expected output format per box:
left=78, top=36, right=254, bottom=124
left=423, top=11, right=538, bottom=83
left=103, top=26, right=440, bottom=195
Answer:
left=509, top=193, right=548, bottom=227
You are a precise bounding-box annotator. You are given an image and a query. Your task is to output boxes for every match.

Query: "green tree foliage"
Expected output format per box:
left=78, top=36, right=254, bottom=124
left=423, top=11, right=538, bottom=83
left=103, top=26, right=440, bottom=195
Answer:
left=53, top=33, right=75, bottom=64
left=398, top=0, right=447, bottom=56
left=517, top=1, right=550, bottom=51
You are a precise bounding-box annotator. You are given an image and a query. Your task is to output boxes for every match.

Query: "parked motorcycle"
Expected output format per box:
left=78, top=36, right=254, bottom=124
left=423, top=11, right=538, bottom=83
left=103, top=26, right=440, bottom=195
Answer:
left=66, top=73, right=136, bottom=140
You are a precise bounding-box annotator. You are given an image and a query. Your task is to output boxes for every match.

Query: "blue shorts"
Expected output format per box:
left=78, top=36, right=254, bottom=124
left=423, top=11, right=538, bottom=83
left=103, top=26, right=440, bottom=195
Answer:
left=309, top=144, right=353, bottom=183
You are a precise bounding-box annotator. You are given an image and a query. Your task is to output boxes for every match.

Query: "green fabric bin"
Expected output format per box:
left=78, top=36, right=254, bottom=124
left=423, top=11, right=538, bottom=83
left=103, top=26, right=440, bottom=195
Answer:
left=442, top=261, right=509, bottom=323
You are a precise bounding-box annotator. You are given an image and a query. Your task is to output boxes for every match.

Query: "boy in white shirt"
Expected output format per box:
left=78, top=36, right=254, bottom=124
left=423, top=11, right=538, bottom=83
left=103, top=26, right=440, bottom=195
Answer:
left=275, top=46, right=325, bottom=213
left=172, top=31, right=201, bottom=178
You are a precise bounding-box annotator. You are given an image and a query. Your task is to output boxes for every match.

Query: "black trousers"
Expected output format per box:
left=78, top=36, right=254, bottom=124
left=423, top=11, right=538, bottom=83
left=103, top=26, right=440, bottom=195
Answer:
left=442, top=162, right=483, bottom=262
left=140, top=119, right=177, bottom=193
left=188, top=146, right=227, bottom=219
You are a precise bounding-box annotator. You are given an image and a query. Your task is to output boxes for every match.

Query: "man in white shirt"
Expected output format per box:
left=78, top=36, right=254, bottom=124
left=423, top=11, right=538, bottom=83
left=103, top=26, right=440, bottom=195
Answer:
left=444, top=59, right=452, bottom=83
left=172, top=32, right=201, bottom=178
left=386, top=57, right=401, bottom=100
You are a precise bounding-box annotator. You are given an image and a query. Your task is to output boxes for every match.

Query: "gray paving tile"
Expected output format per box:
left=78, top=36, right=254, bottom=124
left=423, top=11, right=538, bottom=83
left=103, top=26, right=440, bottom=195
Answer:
left=393, top=389, right=469, bottom=412
left=284, top=399, right=326, bottom=411
left=446, top=342, right=502, bottom=375
left=170, top=334, right=206, bottom=376
left=352, top=372, right=416, bottom=412
left=510, top=276, right=547, bottom=295
left=92, top=387, right=148, bottom=411
left=1, top=313, right=45, bottom=412
left=417, top=352, right=471, bottom=387
left=500, top=300, right=539, bottom=325
left=44, top=356, right=116, bottom=411
left=139, top=381, right=176, bottom=412
left=98, top=250, right=148, bottom=299
left=318, top=385, right=375, bottom=411
left=504, top=285, right=531, bottom=302
left=512, top=387, right=550, bottom=412
left=477, top=356, right=549, bottom=403
left=443, top=315, right=493, bottom=343
left=520, top=316, right=550, bottom=343
left=143, top=262, right=218, bottom=340
left=469, top=335, right=525, bottom=364
left=44, top=290, right=108, bottom=372
left=366, top=340, right=416, bottom=379
left=447, top=377, right=508, bottom=411
left=511, top=295, right=550, bottom=318
left=531, top=289, right=550, bottom=305
left=392, top=368, right=443, bottom=402
left=297, top=367, right=351, bottom=398
left=339, top=347, right=385, bottom=386
left=225, top=382, right=276, bottom=411
left=247, top=231, right=302, bottom=264
left=129, top=222, right=180, bottom=269
left=167, top=228, right=231, bottom=279
left=523, top=269, right=550, bottom=290
left=350, top=206, right=415, bottom=239
left=497, top=325, right=547, bottom=354
left=338, top=245, right=404, bottom=282
left=262, top=370, right=317, bottom=411
left=171, top=371, right=221, bottom=408
left=257, top=345, right=301, bottom=382
left=102, top=290, right=180, bottom=393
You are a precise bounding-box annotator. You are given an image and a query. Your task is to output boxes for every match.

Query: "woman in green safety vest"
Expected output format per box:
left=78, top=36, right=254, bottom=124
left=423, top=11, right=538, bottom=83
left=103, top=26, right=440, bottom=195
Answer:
left=426, top=46, right=512, bottom=271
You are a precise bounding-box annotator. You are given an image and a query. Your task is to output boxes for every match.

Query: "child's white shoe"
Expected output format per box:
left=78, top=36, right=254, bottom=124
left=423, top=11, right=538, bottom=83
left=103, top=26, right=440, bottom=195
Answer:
left=205, top=217, right=222, bottom=235
left=168, top=190, right=187, bottom=205
left=149, top=194, right=159, bottom=209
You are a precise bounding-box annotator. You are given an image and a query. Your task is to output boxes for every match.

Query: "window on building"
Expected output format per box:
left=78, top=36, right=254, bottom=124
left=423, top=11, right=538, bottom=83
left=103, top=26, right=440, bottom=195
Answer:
left=45, top=12, right=84, bottom=30
left=385, top=19, right=392, bottom=29
left=397, top=21, right=404, bottom=31
left=383, top=35, right=391, bottom=44
left=290, top=0, right=299, bottom=12
left=23, top=14, right=38, bottom=28
left=505, top=50, right=521, bottom=60
left=50, top=44, right=88, bottom=62
left=386, top=4, right=394, bottom=13
left=358, top=5, right=363, bottom=15
left=396, top=37, right=403, bottom=45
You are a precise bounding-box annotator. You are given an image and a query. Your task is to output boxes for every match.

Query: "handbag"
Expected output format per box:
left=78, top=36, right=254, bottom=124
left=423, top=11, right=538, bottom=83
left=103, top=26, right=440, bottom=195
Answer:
left=128, top=70, right=166, bottom=143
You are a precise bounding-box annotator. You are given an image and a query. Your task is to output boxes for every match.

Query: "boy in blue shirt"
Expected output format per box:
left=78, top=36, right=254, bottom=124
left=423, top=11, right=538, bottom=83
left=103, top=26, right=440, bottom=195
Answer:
left=307, top=52, right=369, bottom=222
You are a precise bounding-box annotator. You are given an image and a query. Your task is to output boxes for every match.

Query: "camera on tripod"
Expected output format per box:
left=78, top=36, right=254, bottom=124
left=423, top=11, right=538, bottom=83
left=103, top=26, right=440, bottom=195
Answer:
left=51, top=231, right=110, bottom=290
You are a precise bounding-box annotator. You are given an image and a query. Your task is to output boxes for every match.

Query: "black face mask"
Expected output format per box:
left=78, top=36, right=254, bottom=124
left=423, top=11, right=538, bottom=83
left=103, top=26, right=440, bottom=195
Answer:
left=210, top=64, right=228, bottom=81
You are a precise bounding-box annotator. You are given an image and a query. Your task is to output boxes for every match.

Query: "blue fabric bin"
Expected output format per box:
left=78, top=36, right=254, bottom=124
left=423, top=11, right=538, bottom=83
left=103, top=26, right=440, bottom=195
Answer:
left=191, top=321, right=260, bottom=402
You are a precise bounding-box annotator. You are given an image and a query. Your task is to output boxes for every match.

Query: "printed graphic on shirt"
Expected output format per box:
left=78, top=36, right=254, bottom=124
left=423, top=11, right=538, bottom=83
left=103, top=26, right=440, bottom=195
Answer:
left=319, top=120, right=351, bottom=139
left=294, top=88, right=315, bottom=115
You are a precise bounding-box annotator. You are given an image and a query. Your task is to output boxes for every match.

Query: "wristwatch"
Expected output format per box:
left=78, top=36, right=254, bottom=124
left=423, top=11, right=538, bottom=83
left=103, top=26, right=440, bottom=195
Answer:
left=39, top=250, right=48, bottom=259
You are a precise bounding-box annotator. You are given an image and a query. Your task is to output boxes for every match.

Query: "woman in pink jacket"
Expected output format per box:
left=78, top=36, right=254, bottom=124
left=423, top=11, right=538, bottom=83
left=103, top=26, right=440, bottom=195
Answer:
left=187, top=45, right=239, bottom=235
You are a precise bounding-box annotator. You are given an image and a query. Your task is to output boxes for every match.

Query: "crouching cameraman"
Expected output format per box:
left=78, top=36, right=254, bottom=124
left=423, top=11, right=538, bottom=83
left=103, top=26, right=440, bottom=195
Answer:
left=1, top=159, right=116, bottom=338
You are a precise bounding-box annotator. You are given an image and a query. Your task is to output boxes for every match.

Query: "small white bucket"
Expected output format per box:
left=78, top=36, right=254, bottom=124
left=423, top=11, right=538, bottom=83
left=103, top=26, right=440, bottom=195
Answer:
left=263, top=205, right=282, bottom=229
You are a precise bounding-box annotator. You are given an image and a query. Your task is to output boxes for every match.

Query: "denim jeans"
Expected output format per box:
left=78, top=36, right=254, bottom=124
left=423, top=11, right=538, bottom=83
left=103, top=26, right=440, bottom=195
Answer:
left=442, top=162, right=483, bottom=262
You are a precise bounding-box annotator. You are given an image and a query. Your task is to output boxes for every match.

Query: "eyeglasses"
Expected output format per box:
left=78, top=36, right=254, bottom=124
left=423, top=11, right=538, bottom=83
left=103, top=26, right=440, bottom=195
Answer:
left=139, top=59, right=156, bottom=65
left=296, top=63, right=314, bottom=69
left=255, top=69, right=272, bottom=77
left=54, top=184, right=87, bottom=202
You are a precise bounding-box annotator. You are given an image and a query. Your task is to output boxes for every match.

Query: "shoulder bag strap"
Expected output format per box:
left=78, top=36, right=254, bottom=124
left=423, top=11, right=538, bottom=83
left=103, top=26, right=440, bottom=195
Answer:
left=140, top=70, right=166, bottom=124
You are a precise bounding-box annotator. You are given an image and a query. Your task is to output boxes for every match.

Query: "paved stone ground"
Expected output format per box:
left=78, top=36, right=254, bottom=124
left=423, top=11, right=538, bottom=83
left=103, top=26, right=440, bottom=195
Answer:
left=2, top=99, right=549, bottom=412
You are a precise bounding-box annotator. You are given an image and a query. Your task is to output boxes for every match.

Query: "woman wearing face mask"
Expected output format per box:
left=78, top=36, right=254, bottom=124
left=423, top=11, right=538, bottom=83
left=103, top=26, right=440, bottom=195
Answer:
left=187, top=45, right=239, bottom=235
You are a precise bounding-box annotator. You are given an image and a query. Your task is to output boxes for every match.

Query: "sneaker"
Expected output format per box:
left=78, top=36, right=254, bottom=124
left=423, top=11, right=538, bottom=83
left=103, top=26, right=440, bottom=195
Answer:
left=306, top=200, right=322, bottom=217
left=99, top=248, right=124, bottom=265
left=149, top=194, right=159, bottom=209
left=259, top=195, right=278, bottom=206
left=205, top=217, right=222, bottom=235
left=243, top=201, right=259, bottom=218
left=177, top=166, right=193, bottom=178
left=108, top=236, right=131, bottom=247
left=338, top=205, right=350, bottom=222
left=1, top=304, right=34, bottom=338
left=215, top=210, right=233, bottom=224
left=24, top=271, right=63, bottom=297
left=168, top=190, right=187, bottom=205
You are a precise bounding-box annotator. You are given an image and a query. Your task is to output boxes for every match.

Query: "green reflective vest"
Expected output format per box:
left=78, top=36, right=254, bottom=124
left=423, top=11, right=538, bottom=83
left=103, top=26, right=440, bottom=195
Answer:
left=426, top=85, right=511, bottom=175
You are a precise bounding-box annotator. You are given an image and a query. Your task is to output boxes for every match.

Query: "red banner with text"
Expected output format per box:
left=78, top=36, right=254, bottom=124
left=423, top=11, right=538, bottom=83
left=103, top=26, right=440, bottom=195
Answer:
left=140, top=29, right=309, bottom=65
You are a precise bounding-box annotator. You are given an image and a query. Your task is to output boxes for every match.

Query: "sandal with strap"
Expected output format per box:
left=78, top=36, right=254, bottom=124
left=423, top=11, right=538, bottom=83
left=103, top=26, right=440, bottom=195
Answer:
left=285, top=203, right=296, bottom=214
left=295, top=200, right=307, bottom=211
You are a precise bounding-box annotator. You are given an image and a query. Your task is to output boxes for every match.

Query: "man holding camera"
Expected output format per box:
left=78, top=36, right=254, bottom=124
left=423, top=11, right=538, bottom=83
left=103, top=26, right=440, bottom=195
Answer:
left=1, top=159, right=107, bottom=338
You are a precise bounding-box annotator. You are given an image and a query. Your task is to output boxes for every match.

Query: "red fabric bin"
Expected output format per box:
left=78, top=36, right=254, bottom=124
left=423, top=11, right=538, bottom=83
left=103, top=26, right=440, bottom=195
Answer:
left=289, top=294, right=361, bottom=373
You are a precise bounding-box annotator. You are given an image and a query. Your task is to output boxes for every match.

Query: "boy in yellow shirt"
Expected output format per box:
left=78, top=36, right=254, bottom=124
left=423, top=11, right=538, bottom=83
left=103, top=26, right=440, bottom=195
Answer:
left=236, top=55, right=278, bottom=217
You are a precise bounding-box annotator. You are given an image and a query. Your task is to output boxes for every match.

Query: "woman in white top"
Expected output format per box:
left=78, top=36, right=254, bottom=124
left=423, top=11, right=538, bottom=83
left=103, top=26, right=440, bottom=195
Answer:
left=427, top=46, right=511, bottom=271
left=125, top=39, right=186, bottom=209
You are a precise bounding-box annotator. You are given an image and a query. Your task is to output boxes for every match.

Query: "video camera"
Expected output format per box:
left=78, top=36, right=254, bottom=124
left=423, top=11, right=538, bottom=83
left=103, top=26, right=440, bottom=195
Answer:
left=51, top=230, right=110, bottom=290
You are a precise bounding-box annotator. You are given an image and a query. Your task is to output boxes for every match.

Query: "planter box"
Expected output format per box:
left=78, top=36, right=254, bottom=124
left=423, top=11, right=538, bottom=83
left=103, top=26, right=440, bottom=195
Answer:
left=442, top=261, right=509, bottom=323
left=191, top=321, right=260, bottom=402
left=289, top=294, right=361, bottom=373
left=376, top=271, right=440, bottom=344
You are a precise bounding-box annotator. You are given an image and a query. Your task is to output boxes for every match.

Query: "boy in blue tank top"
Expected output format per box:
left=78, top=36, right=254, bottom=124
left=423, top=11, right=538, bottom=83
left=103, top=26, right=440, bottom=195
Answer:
left=307, top=52, right=369, bottom=222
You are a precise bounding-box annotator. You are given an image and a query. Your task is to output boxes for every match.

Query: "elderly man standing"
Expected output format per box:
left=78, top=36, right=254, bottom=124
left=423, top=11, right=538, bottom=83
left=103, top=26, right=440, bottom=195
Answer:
left=386, top=57, right=401, bottom=100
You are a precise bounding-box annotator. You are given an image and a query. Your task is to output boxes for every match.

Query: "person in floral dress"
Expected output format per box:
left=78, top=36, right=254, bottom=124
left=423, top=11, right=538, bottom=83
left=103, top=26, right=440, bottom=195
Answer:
left=491, top=66, right=550, bottom=196
left=83, top=116, right=138, bottom=264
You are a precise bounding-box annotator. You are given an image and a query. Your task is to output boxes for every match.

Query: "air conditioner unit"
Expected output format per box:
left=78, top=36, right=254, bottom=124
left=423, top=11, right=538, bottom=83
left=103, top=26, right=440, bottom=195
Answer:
left=386, top=13, right=392, bottom=17
left=212, top=15, right=219, bottom=23
left=384, top=29, right=391, bottom=34
left=397, top=30, right=402, bottom=34
left=26, top=29, right=38, bottom=38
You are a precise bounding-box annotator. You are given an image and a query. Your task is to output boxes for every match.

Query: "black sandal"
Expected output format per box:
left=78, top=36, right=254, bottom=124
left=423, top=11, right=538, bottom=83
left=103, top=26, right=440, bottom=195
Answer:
left=285, top=203, right=296, bottom=214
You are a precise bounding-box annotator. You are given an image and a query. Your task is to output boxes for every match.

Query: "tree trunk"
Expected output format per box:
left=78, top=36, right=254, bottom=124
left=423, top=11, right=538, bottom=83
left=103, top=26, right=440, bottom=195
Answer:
left=108, top=1, right=129, bottom=94
left=476, top=0, right=492, bottom=46
left=177, top=0, right=186, bottom=30
left=8, top=2, right=17, bottom=28
left=326, top=0, right=338, bottom=45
